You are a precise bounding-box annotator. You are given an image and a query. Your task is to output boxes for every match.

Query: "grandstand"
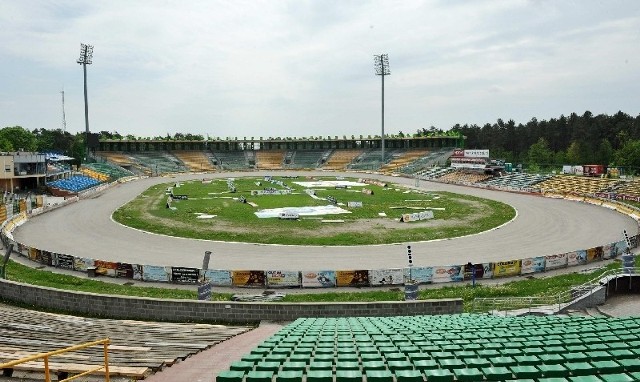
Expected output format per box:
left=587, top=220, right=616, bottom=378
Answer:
left=128, top=152, right=184, bottom=174
left=537, top=176, right=619, bottom=195
left=0, top=303, right=250, bottom=380
left=84, top=162, right=134, bottom=180
left=172, top=150, right=217, bottom=172
left=348, top=149, right=401, bottom=171
left=214, top=151, right=252, bottom=170
left=47, top=175, right=100, bottom=193
left=437, top=171, right=492, bottom=184
left=287, top=150, right=328, bottom=169
left=218, top=314, right=640, bottom=382
left=480, top=173, right=553, bottom=191
left=97, top=151, right=152, bottom=176
left=256, top=150, right=285, bottom=170
left=379, top=149, right=430, bottom=173
left=322, top=149, right=363, bottom=170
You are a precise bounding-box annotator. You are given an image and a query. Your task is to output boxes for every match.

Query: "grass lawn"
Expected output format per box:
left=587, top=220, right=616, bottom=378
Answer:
left=113, top=176, right=515, bottom=245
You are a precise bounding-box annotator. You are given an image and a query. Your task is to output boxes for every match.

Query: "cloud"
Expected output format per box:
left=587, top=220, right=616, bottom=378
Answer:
left=0, top=0, right=639, bottom=138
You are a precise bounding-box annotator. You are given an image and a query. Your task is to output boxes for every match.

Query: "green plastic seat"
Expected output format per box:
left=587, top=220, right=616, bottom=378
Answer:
left=585, top=351, right=612, bottom=361
left=453, top=367, right=484, bottom=382
left=567, top=376, right=603, bottom=382
left=282, top=362, right=307, bottom=371
left=629, top=372, right=640, bottom=381
left=337, top=354, right=359, bottom=363
left=246, top=370, right=275, bottom=382
left=256, top=361, right=282, bottom=372
left=430, top=351, right=455, bottom=360
left=523, top=347, right=544, bottom=356
left=564, top=362, right=596, bottom=376
left=563, top=352, right=588, bottom=362
left=335, top=361, right=360, bottom=371
left=619, top=358, right=640, bottom=372
left=365, top=369, right=394, bottom=382
left=217, top=370, right=245, bottom=382
left=544, top=346, right=567, bottom=354
left=306, top=370, right=333, bottom=382
left=537, top=378, right=570, bottom=382
left=395, top=369, right=424, bottom=382
left=413, top=359, right=438, bottom=371
left=387, top=360, right=413, bottom=371
left=464, top=358, right=491, bottom=368
left=423, top=368, right=454, bottom=382
left=539, top=363, right=569, bottom=377
left=384, top=352, right=407, bottom=362
left=481, top=366, right=512, bottom=381
left=455, top=350, right=477, bottom=359
left=309, top=361, right=333, bottom=371
left=335, top=370, right=362, bottom=382
left=510, top=365, right=542, bottom=379
left=476, top=349, right=500, bottom=358
left=231, top=360, right=255, bottom=372
left=438, top=358, right=465, bottom=370
left=276, top=370, right=303, bottom=382
left=592, top=361, right=624, bottom=374
left=244, top=353, right=266, bottom=363
left=313, top=354, right=335, bottom=363
left=500, top=348, right=523, bottom=357
left=598, top=374, right=634, bottom=382
left=408, top=352, right=431, bottom=362
left=608, top=349, right=635, bottom=359
left=361, top=360, right=386, bottom=370
left=540, top=353, right=565, bottom=364
left=490, top=356, right=516, bottom=367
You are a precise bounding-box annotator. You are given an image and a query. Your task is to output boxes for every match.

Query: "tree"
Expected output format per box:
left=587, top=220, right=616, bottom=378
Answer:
left=527, top=137, right=553, bottom=165
left=614, top=139, right=640, bottom=171
left=566, top=141, right=583, bottom=164
left=0, top=126, right=36, bottom=151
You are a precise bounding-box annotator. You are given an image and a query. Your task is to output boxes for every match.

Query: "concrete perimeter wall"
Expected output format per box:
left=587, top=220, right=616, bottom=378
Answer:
left=0, top=279, right=463, bottom=324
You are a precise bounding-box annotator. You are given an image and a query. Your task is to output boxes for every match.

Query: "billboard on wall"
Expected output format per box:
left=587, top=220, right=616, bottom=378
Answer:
left=116, top=263, right=134, bottom=278
left=493, top=260, right=521, bottom=277
left=73, top=257, right=94, bottom=272
left=232, top=270, right=266, bottom=287
left=336, top=270, right=369, bottom=287
left=586, top=247, right=604, bottom=263
left=521, top=257, right=545, bottom=274
left=95, top=260, right=118, bottom=277
left=567, top=250, right=587, bottom=266
left=266, top=270, right=300, bottom=287
left=452, top=149, right=490, bottom=158
left=368, top=269, right=404, bottom=286
left=404, top=267, right=434, bottom=284
left=463, top=263, right=493, bottom=280
left=171, top=267, right=200, bottom=284
left=202, top=269, right=232, bottom=286
left=301, top=271, right=336, bottom=288
left=56, top=253, right=74, bottom=270
left=142, top=265, right=171, bottom=282
left=432, top=265, right=464, bottom=283
left=545, top=253, right=568, bottom=270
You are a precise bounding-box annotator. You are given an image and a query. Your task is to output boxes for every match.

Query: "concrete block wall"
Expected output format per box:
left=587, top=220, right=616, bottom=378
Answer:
left=0, top=279, right=463, bottom=324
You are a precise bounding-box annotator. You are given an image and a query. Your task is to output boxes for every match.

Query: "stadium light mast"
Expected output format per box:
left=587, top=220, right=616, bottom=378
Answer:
left=77, top=43, right=94, bottom=161
left=374, top=54, right=390, bottom=165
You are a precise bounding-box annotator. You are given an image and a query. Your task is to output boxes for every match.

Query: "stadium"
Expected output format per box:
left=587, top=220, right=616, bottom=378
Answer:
left=2, top=137, right=640, bottom=382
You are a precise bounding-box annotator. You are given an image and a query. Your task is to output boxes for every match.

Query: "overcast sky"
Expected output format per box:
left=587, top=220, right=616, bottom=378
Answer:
left=1, top=1, right=639, bottom=139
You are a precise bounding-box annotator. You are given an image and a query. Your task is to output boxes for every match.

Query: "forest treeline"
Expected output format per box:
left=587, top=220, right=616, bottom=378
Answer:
left=2, top=110, right=640, bottom=170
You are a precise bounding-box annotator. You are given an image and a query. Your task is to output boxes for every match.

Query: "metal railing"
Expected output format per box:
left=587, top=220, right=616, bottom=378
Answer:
left=471, top=267, right=638, bottom=315
left=0, top=338, right=110, bottom=382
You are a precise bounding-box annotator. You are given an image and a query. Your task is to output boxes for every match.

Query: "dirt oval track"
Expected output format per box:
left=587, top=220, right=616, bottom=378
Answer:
left=13, top=171, right=639, bottom=271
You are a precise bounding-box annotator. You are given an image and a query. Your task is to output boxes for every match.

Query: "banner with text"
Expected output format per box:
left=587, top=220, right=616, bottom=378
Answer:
left=266, top=270, right=301, bottom=287
left=404, top=267, right=434, bottom=284
left=368, top=269, right=404, bottom=286
left=567, top=250, right=587, bottom=267
left=301, top=271, right=336, bottom=288
left=545, top=253, right=568, bottom=270
left=202, top=269, right=233, bottom=286
left=493, top=260, right=522, bottom=278
left=521, top=257, right=545, bottom=274
left=432, top=265, right=464, bottom=283
left=232, top=270, right=266, bottom=287
left=336, top=270, right=369, bottom=287
left=142, top=265, right=171, bottom=282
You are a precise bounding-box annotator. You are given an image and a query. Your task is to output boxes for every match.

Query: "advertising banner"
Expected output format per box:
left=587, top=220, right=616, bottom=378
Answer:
left=493, top=260, right=521, bottom=278
left=400, top=210, right=434, bottom=222
left=232, top=270, right=266, bottom=287
left=567, top=250, right=587, bottom=267
left=132, top=265, right=144, bottom=281
left=368, top=269, right=404, bottom=286
left=116, top=263, right=134, bottom=278
left=301, top=270, right=336, bottom=288
left=521, top=257, right=545, bottom=274
left=73, top=257, right=94, bottom=272
left=171, top=267, right=200, bottom=284
left=404, top=267, right=433, bottom=284
left=266, top=270, right=300, bottom=287
left=56, top=253, right=74, bottom=270
left=545, top=253, right=568, bottom=270
left=142, top=265, right=171, bottom=282
left=432, top=265, right=463, bottom=283
left=336, top=270, right=369, bottom=287
left=202, top=269, right=232, bottom=286
left=586, top=247, right=604, bottom=263
left=95, top=260, right=118, bottom=277
left=40, top=250, right=54, bottom=266
left=28, top=247, right=41, bottom=263
left=463, top=263, right=492, bottom=280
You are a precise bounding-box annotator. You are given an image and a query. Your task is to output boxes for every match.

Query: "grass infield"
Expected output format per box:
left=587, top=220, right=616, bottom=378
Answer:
left=113, top=176, right=515, bottom=245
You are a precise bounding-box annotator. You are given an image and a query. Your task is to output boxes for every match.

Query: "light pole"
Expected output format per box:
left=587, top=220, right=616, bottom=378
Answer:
left=374, top=54, right=390, bottom=165
left=77, top=43, right=94, bottom=162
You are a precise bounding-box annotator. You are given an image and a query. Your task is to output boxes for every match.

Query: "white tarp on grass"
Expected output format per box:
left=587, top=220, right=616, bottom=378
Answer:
left=255, top=205, right=352, bottom=218
left=293, top=180, right=366, bottom=188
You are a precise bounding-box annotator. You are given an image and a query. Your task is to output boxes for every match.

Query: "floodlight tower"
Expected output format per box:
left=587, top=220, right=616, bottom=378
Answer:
left=77, top=43, right=94, bottom=161
left=374, top=54, right=390, bottom=164
left=60, top=89, right=67, bottom=133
